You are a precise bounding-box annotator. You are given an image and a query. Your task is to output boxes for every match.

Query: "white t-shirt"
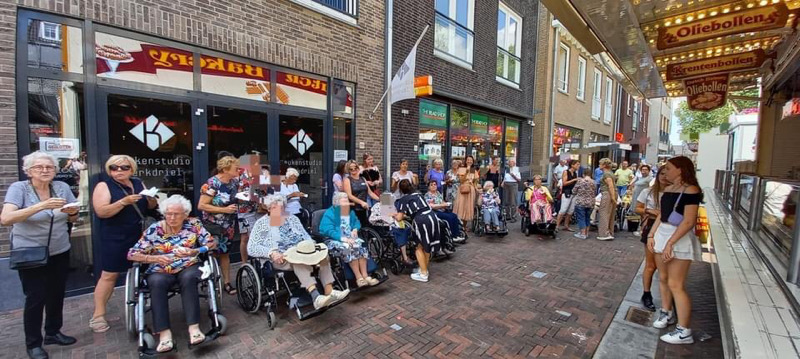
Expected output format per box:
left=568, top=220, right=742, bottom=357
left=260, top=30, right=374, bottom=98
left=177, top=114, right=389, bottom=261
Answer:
left=392, top=171, right=415, bottom=197
left=637, top=188, right=657, bottom=210
left=503, top=166, right=521, bottom=183
left=553, top=164, right=568, bottom=181
left=280, top=182, right=302, bottom=214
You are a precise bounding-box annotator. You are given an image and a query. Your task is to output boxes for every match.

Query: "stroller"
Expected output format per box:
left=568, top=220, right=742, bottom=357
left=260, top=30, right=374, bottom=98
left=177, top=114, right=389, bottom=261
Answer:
left=519, top=186, right=557, bottom=239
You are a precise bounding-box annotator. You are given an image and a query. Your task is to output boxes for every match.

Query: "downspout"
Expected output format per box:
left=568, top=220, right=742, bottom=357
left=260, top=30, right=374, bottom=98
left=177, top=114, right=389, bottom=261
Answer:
left=529, top=0, right=541, bottom=178
left=546, top=19, right=560, bottom=186
left=614, top=84, right=622, bottom=162
left=384, top=0, right=393, bottom=190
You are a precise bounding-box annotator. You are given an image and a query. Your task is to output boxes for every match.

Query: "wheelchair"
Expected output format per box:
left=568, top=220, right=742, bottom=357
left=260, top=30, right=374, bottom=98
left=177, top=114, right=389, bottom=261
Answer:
left=124, top=253, right=227, bottom=358
left=518, top=200, right=558, bottom=239
left=472, top=204, right=509, bottom=237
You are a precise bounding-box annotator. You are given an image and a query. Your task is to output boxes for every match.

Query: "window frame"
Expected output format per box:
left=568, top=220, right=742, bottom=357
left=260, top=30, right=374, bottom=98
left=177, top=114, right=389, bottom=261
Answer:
left=627, top=93, right=632, bottom=115
left=496, top=2, right=522, bottom=86
left=604, top=76, right=613, bottom=125
left=633, top=100, right=641, bottom=132
left=557, top=42, right=570, bottom=94
left=39, top=21, right=61, bottom=41
left=434, top=0, right=476, bottom=68
left=576, top=56, right=586, bottom=101
left=591, top=68, right=602, bottom=120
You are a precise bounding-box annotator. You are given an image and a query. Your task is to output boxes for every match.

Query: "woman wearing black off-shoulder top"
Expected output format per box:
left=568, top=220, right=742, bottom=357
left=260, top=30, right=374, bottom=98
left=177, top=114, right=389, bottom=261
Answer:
left=646, top=156, right=703, bottom=345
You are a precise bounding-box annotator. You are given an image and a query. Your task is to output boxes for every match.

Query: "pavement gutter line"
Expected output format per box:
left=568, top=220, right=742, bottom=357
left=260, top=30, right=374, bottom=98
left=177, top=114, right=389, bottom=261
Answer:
left=707, top=194, right=741, bottom=359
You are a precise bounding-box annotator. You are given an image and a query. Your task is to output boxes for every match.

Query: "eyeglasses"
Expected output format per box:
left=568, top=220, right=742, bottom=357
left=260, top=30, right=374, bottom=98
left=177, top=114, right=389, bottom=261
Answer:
left=109, top=165, right=132, bottom=172
left=29, top=165, right=56, bottom=173
left=164, top=212, right=185, bottom=218
left=349, top=167, right=359, bottom=171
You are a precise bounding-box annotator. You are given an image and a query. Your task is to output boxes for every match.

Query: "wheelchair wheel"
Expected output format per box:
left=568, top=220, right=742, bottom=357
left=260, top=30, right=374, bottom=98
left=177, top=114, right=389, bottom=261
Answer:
left=216, top=314, right=228, bottom=335
left=361, top=227, right=384, bottom=261
left=210, top=256, right=223, bottom=308
left=142, top=332, right=156, bottom=350
left=236, top=263, right=262, bottom=314
left=124, top=268, right=137, bottom=336
left=266, top=311, right=277, bottom=330
left=389, top=259, right=402, bottom=275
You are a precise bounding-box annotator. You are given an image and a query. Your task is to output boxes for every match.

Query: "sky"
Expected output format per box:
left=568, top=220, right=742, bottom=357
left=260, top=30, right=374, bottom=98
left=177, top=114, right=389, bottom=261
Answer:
left=669, top=97, right=685, bottom=144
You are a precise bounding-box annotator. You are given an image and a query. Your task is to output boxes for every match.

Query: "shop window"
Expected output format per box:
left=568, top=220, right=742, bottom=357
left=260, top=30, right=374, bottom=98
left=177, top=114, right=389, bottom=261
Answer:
left=496, top=3, right=521, bottom=85
left=333, top=117, right=353, bottom=162
left=449, top=107, right=471, bottom=164
left=333, top=80, right=355, bottom=118
left=761, top=181, right=797, bottom=256
left=27, top=20, right=83, bottom=74
left=279, top=116, right=326, bottom=208
left=470, top=112, right=490, bottom=169
left=553, top=124, right=583, bottom=156
left=26, top=78, right=93, bottom=289
left=419, top=100, right=448, bottom=179
left=505, top=120, right=519, bottom=162
left=94, top=32, right=194, bottom=90
left=434, top=0, right=475, bottom=67
left=201, top=55, right=271, bottom=102
left=276, top=71, right=328, bottom=111
left=206, top=106, right=269, bottom=170
left=557, top=43, right=569, bottom=93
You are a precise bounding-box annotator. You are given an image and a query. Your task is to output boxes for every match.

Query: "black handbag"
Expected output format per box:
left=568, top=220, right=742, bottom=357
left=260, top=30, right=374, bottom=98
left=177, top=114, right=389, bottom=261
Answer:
left=9, top=182, right=55, bottom=270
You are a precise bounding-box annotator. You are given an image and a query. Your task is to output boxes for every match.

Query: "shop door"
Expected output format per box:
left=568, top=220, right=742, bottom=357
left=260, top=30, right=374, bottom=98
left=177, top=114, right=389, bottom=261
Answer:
left=97, top=89, right=204, bottom=210
left=275, top=111, right=330, bottom=211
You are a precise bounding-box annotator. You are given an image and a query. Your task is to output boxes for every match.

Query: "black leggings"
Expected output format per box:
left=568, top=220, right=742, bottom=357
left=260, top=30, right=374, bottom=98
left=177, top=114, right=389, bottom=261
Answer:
left=18, top=250, right=70, bottom=349
left=147, top=265, right=201, bottom=333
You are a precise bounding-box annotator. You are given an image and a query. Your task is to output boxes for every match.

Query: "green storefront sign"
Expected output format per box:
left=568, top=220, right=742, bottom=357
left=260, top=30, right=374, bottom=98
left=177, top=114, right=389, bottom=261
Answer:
left=471, top=113, right=488, bottom=134
left=419, top=100, right=447, bottom=128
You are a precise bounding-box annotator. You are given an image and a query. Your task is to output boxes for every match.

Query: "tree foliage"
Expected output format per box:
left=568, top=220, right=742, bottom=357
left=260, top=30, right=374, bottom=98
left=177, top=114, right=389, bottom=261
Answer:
left=675, top=100, right=734, bottom=137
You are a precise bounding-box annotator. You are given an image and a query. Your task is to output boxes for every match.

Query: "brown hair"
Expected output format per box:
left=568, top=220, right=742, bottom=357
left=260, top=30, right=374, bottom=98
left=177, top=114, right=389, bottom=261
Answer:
left=651, top=170, right=668, bottom=209
left=667, top=156, right=701, bottom=188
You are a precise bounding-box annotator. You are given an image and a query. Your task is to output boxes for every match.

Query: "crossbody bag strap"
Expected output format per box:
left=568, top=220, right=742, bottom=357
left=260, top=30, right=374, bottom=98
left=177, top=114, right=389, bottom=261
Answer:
left=673, top=187, right=686, bottom=211
left=113, top=180, right=145, bottom=221
left=27, top=180, right=56, bottom=249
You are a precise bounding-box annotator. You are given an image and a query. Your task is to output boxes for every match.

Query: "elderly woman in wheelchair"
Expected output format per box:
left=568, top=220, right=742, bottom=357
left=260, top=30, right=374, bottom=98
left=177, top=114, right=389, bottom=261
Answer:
left=247, top=194, right=350, bottom=311
left=320, top=192, right=380, bottom=288
left=126, top=195, right=222, bottom=354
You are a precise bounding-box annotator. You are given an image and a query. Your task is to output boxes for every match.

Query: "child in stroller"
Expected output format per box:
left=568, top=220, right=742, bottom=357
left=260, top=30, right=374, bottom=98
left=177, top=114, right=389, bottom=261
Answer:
left=519, top=175, right=558, bottom=238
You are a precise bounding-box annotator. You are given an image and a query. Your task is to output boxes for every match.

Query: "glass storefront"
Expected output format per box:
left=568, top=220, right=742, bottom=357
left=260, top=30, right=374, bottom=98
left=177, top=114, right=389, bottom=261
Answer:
left=761, top=181, right=798, bottom=256
left=279, top=115, right=326, bottom=210
left=553, top=124, right=583, bottom=157
left=418, top=100, right=448, bottom=181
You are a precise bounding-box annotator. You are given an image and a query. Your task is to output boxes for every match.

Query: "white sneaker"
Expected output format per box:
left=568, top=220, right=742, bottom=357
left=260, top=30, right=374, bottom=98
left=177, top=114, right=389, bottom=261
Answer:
left=313, top=294, right=333, bottom=310
left=573, top=233, right=587, bottom=239
left=412, top=267, right=420, bottom=274
left=653, top=309, right=676, bottom=329
left=597, top=236, right=614, bottom=241
left=660, top=326, right=694, bottom=344
left=329, top=289, right=350, bottom=302
left=633, top=231, right=642, bottom=236
left=410, top=272, right=429, bottom=282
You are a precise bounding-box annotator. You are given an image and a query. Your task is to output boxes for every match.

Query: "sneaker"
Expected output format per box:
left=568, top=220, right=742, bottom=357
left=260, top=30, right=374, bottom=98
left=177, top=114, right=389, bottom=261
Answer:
left=412, top=267, right=421, bottom=274
left=453, top=236, right=466, bottom=243
left=573, top=233, right=587, bottom=239
left=660, top=326, right=694, bottom=345
left=329, top=289, right=350, bottom=302
left=597, top=236, right=614, bottom=241
left=633, top=231, right=642, bottom=236
left=313, top=294, right=333, bottom=310
left=641, top=292, right=656, bottom=312
left=365, top=277, right=380, bottom=286
left=653, top=309, right=676, bottom=329
left=410, top=272, right=429, bottom=282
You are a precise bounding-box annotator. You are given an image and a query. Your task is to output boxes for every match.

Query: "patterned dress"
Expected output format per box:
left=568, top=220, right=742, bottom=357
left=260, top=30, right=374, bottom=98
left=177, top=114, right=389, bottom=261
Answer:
left=323, top=213, right=369, bottom=263
left=247, top=215, right=311, bottom=258
left=127, top=218, right=211, bottom=275
left=201, top=175, right=239, bottom=253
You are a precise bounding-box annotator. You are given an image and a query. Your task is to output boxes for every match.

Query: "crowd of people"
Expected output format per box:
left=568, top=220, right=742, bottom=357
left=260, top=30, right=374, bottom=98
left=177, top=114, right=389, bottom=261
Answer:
left=3, top=150, right=704, bottom=358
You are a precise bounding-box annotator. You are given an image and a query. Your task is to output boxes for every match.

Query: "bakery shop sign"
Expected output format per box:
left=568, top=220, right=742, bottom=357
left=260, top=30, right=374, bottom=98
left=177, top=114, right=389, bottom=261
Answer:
left=666, top=49, right=766, bottom=81
left=657, top=3, right=789, bottom=50
left=685, top=74, right=729, bottom=112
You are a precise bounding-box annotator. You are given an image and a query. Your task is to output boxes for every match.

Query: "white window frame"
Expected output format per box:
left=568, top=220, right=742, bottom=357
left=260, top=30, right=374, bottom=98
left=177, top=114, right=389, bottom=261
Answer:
left=591, top=68, right=602, bottom=120
left=627, top=93, right=632, bottom=115
left=633, top=100, right=641, bottom=131
left=604, top=77, right=613, bottom=125
left=557, top=43, right=570, bottom=93
left=39, top=22, right=61, bottom=41
left=434, top=0, right=475, bottom=68
left=576, top=57, right=586, bottom=101
left=289, top=0, right=359, bottom=26
left=496, top=2, right=522, bottom=86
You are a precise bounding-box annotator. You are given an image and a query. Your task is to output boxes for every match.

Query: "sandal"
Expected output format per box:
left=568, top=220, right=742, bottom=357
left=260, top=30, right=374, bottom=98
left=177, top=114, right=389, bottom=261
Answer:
left=88, top=316, right=110, bottom=333
left=224, top=283, right=237, bottom=295
left=156, top=339, right=174, bottom=353
left=189, top=332, right=206, bottom=346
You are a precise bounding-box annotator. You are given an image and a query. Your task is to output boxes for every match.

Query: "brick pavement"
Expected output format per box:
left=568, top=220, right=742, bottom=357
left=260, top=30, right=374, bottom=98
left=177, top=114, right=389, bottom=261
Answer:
left=0, top=230, right=647, bottom=358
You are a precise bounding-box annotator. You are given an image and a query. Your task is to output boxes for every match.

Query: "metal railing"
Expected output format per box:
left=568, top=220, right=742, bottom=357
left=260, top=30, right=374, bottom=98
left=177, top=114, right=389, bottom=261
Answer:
left=313, top=0, right=358, bottom=17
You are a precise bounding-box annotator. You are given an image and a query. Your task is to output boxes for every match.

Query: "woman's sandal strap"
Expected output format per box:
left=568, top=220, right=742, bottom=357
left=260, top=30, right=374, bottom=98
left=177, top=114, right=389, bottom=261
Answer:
left=156, top=339, right=174, bottom=353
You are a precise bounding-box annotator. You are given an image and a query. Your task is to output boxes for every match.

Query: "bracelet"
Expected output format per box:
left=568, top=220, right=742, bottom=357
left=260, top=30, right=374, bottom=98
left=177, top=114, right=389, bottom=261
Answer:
left=197, top=246, right=209, bottom=254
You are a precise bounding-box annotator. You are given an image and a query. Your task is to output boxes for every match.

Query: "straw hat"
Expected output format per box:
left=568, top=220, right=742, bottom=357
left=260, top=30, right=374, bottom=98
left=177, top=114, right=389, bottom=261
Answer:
left=283, top=240, right=328, bottom=265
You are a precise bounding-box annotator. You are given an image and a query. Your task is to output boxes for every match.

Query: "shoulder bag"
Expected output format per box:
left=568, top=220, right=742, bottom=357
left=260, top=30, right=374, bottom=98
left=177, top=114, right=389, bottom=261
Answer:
left=115, top=180, right=156, bottom=233
left=9, top=182, right=55, bottom=270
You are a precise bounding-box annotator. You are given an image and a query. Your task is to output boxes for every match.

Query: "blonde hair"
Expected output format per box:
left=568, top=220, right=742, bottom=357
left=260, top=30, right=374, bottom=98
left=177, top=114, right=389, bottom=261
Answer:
left=105, top=155, right=138, bottom=175
left=216, top=156, right=239, bottom=172
left=599, top=158, right=612, bottom=167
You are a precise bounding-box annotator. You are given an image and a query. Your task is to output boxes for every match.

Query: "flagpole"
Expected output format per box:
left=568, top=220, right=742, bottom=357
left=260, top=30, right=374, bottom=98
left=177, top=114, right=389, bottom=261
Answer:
left=370, top=24, right=430, bottom=120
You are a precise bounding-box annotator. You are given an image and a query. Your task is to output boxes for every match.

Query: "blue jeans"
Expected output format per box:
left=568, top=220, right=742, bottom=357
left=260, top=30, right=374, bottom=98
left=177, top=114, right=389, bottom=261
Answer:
left=434, top=211, right=461, bottom=238
left=575, top=206, right=593, bottom=230
left=391, top=226, right=410, bottom=247
left=482, top=207, right=501, bottom=227
left=617, top=186, right=627, bottom=197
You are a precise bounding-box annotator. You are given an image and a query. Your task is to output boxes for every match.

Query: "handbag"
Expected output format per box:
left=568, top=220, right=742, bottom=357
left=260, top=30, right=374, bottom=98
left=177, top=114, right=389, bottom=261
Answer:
left=640, top=217, right=654, bottom=243
left=459, top=183, right=471, bottom=194
left=9, top=182, right=55, bottom=270
left=666, top=189, right=685, bottom=226
left=695, top=205, right=710, bottom=244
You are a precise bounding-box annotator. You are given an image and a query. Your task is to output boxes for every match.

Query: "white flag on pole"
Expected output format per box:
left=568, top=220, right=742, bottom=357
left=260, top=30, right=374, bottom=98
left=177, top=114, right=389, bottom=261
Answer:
left=389, top=44, right=418, bottom=105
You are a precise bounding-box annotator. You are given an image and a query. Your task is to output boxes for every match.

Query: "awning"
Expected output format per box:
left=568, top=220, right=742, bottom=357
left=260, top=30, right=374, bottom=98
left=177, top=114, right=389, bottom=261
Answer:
left=568, top=142, right=633, bottom=155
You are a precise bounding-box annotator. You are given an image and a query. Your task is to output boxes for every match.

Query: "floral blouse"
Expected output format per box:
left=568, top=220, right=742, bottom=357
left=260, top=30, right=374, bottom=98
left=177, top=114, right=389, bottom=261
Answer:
left=247, top=215, right=311, bottom=258
left=481, top=190, right=500, bottom=210
left=128, top=218, right=211, bottom=275
left=201, top=175, right=239, bottom=227
left=424, top=191, right=444, bottom=207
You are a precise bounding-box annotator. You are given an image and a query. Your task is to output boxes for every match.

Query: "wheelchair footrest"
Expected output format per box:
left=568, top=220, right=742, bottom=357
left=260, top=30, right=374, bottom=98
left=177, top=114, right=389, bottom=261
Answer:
left=188, top=329, right=220, bottom=350
left=139, top=346, right=176, bottom=359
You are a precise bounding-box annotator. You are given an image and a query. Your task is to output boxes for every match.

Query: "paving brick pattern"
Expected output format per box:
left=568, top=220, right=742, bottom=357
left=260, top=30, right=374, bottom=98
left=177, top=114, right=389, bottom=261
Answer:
left=655, top=260, right=723, bottom=358
left=0, top=230, right=646, bottom=358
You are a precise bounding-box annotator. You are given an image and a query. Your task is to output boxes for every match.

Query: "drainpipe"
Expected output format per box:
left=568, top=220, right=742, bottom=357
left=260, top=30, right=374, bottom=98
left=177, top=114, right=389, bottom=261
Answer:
left=546, top=20, right=560, bottom=185
left=384, top=0, right=393, bottom=190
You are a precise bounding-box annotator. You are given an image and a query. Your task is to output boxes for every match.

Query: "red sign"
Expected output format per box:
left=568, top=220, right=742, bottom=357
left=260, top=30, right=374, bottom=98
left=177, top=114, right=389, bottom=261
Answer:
left=615, top=133, right=624, bottom=142
left=666, top=50, right=766, bottom=81
left=685, top=74, right=729, bottom=112
left=782, top=98, right=800, bottom=119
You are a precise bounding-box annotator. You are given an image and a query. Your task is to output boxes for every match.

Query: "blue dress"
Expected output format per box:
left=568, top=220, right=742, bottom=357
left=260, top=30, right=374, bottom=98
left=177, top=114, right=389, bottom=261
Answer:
left=97, top=176, right=149, bottom=273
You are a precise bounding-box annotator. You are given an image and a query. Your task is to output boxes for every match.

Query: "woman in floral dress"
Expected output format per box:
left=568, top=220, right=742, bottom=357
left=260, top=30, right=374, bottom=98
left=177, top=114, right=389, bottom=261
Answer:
left=198, top=156, right=240, bottom=295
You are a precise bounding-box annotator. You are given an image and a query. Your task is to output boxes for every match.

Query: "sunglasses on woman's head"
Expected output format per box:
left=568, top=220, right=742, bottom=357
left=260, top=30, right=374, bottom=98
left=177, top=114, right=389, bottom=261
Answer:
left=110, top=165, right=132, bottom=171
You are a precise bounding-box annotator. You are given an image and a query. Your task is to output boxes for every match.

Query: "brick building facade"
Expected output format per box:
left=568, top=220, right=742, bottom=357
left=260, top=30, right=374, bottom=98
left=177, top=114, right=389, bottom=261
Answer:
left=616, top=93, right=650, bottom=164
left=388, top=0, right=538, bottom=183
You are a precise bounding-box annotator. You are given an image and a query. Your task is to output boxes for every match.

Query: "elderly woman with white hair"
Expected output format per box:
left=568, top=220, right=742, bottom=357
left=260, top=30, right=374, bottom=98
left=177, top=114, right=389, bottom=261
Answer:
left=280, top=167, right=309, bottom=225
left=127, top=195, right=214, bottom=353
left=2, top=151, right=80, bottom=359
left=480, top=181, right=502, bottom=233
left=319, top=192, right=378, bottom=287
left=424, top=158, right=445, bottom=192
left=248, top=195, right=349, bottom=309
left=89, top=154, right=157, bottom=333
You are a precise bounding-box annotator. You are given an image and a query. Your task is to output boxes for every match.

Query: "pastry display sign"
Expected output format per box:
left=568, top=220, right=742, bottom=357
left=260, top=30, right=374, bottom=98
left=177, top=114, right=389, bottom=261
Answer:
left=685, top=74, right=729, bottom=112
left=666, top=50, right=766, bottom=81
left=657, top=3, right=789, bottom=50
